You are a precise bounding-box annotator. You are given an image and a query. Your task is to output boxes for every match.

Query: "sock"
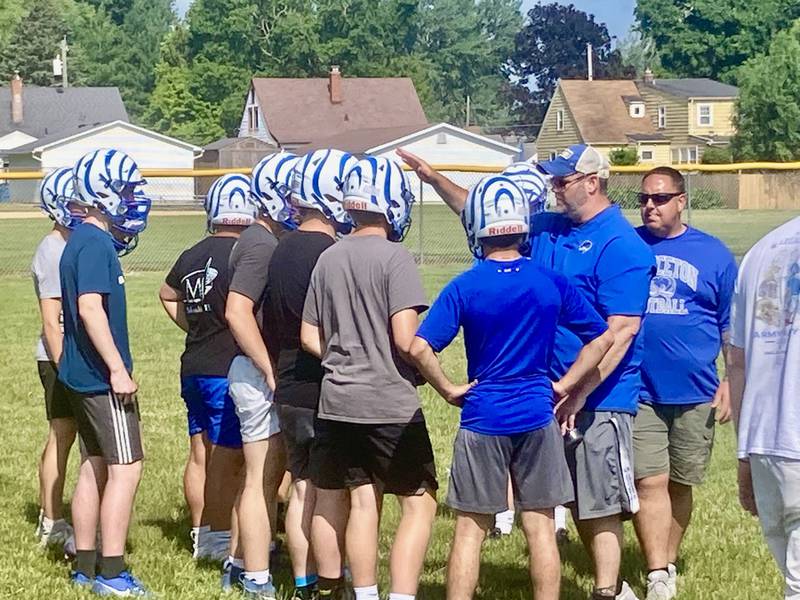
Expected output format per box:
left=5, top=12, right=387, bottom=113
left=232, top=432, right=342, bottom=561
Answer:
left=318, top=576, right=344, bottom=597
left=388, top=594, right=415, bottom=600
left=295, top=574, right=319, bottom=587
left=100, top=555, right=126, bottom=579
left=74, top=549, right=97, bottom=578
left=244, top=569, right=271, bottom=585
left=494, top=509, right=514, bottom=534
left=228, top=555, right=244, bottom=569
left=354, top=584, right=380, bottom=599
left=554, top=505, right=567, bottom=530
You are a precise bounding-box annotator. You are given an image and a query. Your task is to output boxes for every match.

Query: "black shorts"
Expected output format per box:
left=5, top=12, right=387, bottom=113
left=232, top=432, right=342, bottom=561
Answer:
left=67, top=388, right=144, bottom=465
left=310, top=419, right=438, bottom=496
left=278, top=404, right=316, bottom=481
left=38, top=361, right=73, bottom=421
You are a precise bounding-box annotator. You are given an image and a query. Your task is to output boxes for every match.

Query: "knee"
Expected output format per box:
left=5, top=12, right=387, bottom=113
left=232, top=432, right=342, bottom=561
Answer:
left=636, top=473, right=670, bottom=497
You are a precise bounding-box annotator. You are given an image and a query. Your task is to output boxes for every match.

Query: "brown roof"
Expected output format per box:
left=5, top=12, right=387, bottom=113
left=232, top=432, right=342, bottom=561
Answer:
left=559, top=79, right=658, bottom=145
left=251, top=77, right=428, bottom=146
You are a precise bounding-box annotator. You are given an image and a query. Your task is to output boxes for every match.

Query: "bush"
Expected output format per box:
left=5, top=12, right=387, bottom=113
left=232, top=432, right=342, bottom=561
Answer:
left=701, top=147, right=734, bottom=164
left=608, top=147, right=639, bottom=166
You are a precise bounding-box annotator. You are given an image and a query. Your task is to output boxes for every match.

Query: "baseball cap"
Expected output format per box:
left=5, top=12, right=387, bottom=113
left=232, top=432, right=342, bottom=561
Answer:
left=538, top=144, right=610, bottom=179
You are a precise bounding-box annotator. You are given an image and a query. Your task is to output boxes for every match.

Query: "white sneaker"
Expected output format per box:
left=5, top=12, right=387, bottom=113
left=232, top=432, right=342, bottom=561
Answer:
left=645, top=571, right=674, bottom=600
left=667, top=564, right=677, bottom=596
left=616, top=581, right=641, bottom=600
left=35, top=508, right=45, bottom=541
left=40, top=519, right=73, bottom=547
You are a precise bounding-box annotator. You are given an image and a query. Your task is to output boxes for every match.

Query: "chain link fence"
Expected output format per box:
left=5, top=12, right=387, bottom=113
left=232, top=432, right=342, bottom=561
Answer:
left=1, top=168, right=799, bottom=277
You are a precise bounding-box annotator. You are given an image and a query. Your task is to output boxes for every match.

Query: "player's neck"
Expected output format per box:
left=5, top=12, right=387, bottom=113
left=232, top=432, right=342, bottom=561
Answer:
left=83, top=212, right=110, bottom=232
left=352, top=225, right=388, bottom=239
left=212, top=225, right=243, bottom=238
left=298, top=215, right=336, bottom=239
left=53, top=223, right=70, bottom=240
left=484, top=248, right=522, bottom=261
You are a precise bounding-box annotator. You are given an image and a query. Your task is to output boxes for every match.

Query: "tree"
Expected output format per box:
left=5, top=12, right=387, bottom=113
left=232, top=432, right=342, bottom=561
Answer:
left=700, top=147, right=733, bottom=164
left=617, top=29, right=661, bottom=78
left=636, top=0, right=800, bottom=84
left=506, top=3, right=634, bottom=132
left=608, top=147, right=639, bottom=166
left=731, top=20, right=800, bottom=161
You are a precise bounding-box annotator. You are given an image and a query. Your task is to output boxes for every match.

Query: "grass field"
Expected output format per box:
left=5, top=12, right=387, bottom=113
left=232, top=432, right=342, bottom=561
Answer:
left=1, top=207, right=796, bottom=598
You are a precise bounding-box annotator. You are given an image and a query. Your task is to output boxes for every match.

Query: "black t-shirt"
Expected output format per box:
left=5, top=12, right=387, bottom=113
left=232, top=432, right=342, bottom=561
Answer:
left=266, top=230, right=335, bottom=409
left=166, top=236, right=239, bottom=377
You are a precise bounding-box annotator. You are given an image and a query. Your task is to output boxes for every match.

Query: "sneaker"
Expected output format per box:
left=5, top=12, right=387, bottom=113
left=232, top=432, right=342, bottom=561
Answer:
left=556, top=527, right=570, bottom=545
left=70, top=571, right=94, bottom=589
left=488, top=527, right=503, bottom=539
left=35, top=508, right=45, bottom=541
left=290, top=587, right=320, bottom=600
left=92, top=571, right=152, bottom=597
left=667, top=564, right=677, bottom=597
left=242, top=576, right=277, bottom=599
left=646, top=570, right=673, bottom=600
left=616, top=581, right=641, bottom=600
left=41, top=520, right=74, bottom=547
left=220, top=560, right=244, bottom=592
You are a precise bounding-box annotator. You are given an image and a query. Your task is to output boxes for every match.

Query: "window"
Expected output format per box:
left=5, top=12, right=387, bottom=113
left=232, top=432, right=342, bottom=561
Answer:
left=629, top=102, right=645, bottom=118
left=436, top=132, right=447, bottom=144
left=248, top=106, right=259, bottom=131
left=698, top=104, right=713, bottom=127
left=556, top=109, right=564, bottom=131
left=640, top=149, right=654, bottom=161
left=658, top=106, right=667, bottom=129
left=689, top=147, right=698, bottom=162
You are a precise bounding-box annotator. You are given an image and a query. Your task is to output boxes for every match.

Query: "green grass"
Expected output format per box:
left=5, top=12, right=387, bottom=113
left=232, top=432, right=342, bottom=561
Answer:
left=1, top=208, right=797, bottom=598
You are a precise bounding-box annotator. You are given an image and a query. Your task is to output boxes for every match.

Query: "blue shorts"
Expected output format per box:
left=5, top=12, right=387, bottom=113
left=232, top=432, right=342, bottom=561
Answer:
left=180, top=375, right=242, bottom=448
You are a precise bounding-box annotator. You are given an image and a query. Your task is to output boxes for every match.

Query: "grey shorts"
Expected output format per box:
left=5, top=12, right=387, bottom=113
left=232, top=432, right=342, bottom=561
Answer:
left=67, top=388, right=144, bottom=465
left=228, top=356, right=281, bottom=443
left=447, top=420, right=574, bottom=514
left=277, top=404, right=316, bottom=480
left=566, top=411, right=639, bottom=521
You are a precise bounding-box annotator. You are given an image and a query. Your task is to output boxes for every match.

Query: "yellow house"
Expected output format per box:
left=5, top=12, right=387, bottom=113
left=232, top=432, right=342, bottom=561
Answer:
left=537, top=75, right=738, bottom=165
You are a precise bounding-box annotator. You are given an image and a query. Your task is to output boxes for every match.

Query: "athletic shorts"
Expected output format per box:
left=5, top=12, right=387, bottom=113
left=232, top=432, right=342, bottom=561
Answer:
left=277, top=404, right=316, bottom=480
left=67, top=388, right=144, bottom=465
left=447, top=420, right=574, bottom=514
left=310, top=418, right=438, bottom=496
left=633, top=401, right=716, bottom=486
left=181, top=375, right=242, bottom=448
left=38, top=361, right=73, bottom=421
left=565, top=411, right=639, bottom=521
left=228, top=356, right=281, bottom=443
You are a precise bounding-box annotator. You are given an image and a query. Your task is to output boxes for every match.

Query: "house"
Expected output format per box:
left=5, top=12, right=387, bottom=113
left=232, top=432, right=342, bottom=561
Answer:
left=195, top=136, right=279, bottom=197
left=3, top=120, right=203, bottom=203
left=237, top=66, right=428, bottom=151
left=537, top=73, right=739, bottom=165
left=0, top=73, right=128, bottom=154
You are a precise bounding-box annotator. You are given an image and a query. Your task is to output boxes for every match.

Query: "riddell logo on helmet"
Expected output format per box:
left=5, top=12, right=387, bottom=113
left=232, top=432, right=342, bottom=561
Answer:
left=344, top=200, right=369, bottom=210
left=487, top=224, right=524, bottom=236
left=219, top=216, right=252, bottom=225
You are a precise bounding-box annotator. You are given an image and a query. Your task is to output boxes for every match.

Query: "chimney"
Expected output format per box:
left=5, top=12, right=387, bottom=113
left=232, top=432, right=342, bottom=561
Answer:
left=643, top=68, right=655, bottom=85
left=329, top=65, right=342, bottom=104
left=11, top=71, right=23, bottom=124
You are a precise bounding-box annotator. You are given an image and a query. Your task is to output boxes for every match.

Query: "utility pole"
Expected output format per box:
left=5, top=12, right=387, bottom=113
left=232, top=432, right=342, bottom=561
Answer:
left=60, top=36, right=68, bottom=88
left=465, top=95, right=471, bottom=128
left=587, top=43, right=593, bottom=81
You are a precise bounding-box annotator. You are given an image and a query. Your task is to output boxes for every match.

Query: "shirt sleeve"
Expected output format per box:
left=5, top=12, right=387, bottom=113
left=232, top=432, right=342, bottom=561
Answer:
left=33, top=245, right=62, bottom=300
left=596, top=237, right=655, bottom=318
left=556, top=274, right=609, bottom=343
left=387, top=248, right=429, bottom=316
left=229, top=238, right=270, bottom=302
left=415, top=281, right=461, bottom=352
left=716, top=251, right=738, bottom=338
left=302, top=265, right=320, bottom=327
left=76, top=244, right=113, bottom=296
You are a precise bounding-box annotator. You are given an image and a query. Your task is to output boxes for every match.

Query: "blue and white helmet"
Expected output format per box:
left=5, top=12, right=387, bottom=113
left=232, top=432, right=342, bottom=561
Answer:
left=251, top=152, right=300, bottom=228
left=342, top=156, right=415, bottom=242
left=462, top=175, right=529, bottom=259
left=290, top=149, right=358, bottom=232
left=502, top=161, right=549, bottom=215
left=39, top=167, right=82, bottom=229
left=73, top=149, right=147, bottom=218
left=205, top=174, right=257, bottom=232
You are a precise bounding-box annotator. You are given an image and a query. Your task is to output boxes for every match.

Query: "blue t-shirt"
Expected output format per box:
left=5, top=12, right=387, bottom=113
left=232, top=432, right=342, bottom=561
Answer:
left=59, top=223, right=132, bottom=394
left=637, top=226, right=737, bottom=404
left=416, top=257, right=608, bottom=435
left=529, top=204, right=655, bottom=414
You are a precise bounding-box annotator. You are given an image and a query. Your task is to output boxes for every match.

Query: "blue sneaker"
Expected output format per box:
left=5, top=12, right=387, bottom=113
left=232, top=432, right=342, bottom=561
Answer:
left=220, top=560, right=244, bottom=592
left=70, top=570, right=94, bottom=589
left=242, top=576, right=277, bottom=599
left=92, top=571, right=151, bottom=597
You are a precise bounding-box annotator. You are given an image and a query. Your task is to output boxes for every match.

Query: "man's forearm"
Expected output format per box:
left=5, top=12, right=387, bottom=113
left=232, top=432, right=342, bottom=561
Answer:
left=558, top=331, right=614, bottom=393
left=409, top=339, right=455, bottom=398
left=80, top=302, right=127, bottom=374
left=43, top=324, right=63, bottom=364
left=728, top=345, right=746, bottom=432
left=572, top=326, right=637, bottom=400
left=430, top=173, right=469, bottom=215
left=229, top=311, right=272, bottom=374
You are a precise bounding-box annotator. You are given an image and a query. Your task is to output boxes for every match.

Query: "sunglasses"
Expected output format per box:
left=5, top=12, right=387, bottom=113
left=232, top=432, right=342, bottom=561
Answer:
left=551, top=174, right=588, bottom=191
left=638, top=191, right=683, bottom=206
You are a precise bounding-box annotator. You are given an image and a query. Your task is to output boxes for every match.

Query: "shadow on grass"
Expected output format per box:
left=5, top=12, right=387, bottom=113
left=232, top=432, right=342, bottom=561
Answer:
left=141, top=515, right=193, bottom=555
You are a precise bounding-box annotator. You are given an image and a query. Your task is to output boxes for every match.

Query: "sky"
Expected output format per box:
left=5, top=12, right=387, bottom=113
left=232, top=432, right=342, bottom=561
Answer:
left=174, top=0, right=636, bottom=42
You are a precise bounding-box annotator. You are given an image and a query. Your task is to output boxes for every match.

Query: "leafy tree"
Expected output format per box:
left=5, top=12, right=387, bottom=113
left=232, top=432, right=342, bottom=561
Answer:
left=700, top=147, right=733, bottom=164
left=608, top=147, right=639, bottom=166
left=81, top=0, right=134, bottom=26
left=636, top=0, right=800, bottom=84
left=506, top=3, right=634, bottom=132
left=616, top=29, right=661, bottom=78
left=732, top=20, right=800, bottom=161
left=0, top=0, right=27, bottom=51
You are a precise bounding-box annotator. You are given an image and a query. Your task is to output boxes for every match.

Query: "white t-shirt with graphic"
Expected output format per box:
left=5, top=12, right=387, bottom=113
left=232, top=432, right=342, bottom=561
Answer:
left=732, top=216, right=800, bottom=459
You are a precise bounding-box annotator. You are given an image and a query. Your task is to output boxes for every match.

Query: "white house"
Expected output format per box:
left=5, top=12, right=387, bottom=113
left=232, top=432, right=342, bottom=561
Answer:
left=4, top=120, right=203, bottom=203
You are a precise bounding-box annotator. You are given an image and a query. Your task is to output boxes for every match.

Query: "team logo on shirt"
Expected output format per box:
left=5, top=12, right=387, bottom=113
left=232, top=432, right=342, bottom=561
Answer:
left=756, top=249, right=800, bottom=329
left=182, top=257, right=218, bottom=314
left=578, top=240, right=592, bottom=253
left=647, top=255, right=699, bottom=315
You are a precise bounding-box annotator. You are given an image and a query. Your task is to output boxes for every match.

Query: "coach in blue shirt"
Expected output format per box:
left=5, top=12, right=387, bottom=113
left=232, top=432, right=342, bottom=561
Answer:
left=534, top=145, right=655, bottom=600
left=632, top=166, right=736, bottom=599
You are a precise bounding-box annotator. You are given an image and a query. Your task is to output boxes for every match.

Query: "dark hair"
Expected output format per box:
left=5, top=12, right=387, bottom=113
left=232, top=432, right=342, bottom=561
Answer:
left=642, top=166, right=685, bottom=193
left=481, top=234, right=525, bottom=251
left=348, top=209, right=387, bottom=228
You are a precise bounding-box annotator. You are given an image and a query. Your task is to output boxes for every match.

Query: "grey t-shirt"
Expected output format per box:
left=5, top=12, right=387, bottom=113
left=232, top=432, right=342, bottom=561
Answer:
left=228, top=222, right=279, bottom=349
left=303, top=235, right=429, bottom=424
left=31, top=232, right=66, bottom=362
